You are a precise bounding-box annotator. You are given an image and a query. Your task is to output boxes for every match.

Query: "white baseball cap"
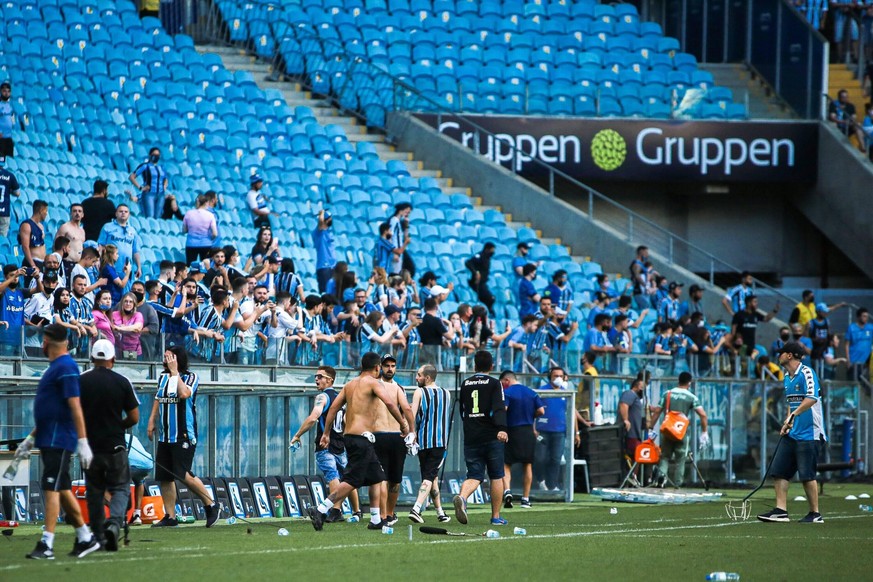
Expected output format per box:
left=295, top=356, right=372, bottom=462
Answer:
left=91, top=339, right=116, bottom=361
left=430, top=285, right=450, bottom=296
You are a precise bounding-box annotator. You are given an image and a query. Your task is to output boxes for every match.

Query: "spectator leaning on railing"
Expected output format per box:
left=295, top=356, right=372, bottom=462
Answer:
left=828, top=89, right=866, bottom=153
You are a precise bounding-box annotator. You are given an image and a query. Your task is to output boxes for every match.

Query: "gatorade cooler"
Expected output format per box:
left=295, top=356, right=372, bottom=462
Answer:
left=72, top=480, right=136, bottom=524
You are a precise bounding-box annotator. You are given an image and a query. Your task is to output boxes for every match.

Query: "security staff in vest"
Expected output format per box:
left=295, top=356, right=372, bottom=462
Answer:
left=647, top=371, right=708, bottom=488
left=79, top=339, right=140, bottom=551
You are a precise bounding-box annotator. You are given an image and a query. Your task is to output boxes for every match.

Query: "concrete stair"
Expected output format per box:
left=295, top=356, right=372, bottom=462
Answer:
left=829, top=64, right=865, bottom=107
left=198, top=44, right=590, bottom=263
left=700, top=63, right=796, bottom=119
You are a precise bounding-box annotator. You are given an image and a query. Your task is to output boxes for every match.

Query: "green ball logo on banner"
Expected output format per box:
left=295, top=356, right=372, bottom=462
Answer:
left=591, top=129, right=627, bottom=171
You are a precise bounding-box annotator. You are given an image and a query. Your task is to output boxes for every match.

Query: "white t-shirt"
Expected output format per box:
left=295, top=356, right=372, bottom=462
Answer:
left=268, top=308, right=299, bottom=339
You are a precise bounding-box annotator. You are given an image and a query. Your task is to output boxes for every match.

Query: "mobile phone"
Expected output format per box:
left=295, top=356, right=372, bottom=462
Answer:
left=125, top=257, right=131, bottom=266
left=25, top=267, right=35, bottom=276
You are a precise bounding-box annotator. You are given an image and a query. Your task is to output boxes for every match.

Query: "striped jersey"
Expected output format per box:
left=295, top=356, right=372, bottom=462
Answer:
left=415, top=384, right=451, bottom=449
left=155, top=371, right=200, bottom=444
left=725, top=284, right=753, bottom=313
left=784, top=363, right=827, bottom=442
left=316, top=388, right=345, bottom=454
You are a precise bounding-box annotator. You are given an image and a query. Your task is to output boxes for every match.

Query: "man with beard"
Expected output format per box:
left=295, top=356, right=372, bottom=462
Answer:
left=408, top=363, right=452, bottom=523
left=55, top=204, right=86, bottom=264
left=24, top=272, right=58, bottom=357
left=370, top=354, right=416, bottom=528
left=238, top=284, right=273, bottom=365
left=158, top=278, right=204, bottom=349
left=69, top=275, right=98, bottom=355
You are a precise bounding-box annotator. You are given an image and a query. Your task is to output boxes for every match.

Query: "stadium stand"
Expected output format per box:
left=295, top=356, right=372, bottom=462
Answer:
left=212, top=0, right=748, bottom=124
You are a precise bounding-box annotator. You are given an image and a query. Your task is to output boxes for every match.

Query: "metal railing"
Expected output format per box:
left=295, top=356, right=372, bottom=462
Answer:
left=188, top=0, right=797, bottom=312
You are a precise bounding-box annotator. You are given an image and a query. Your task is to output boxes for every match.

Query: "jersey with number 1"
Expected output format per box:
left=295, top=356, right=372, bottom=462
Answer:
left=784, top=363, right=827, bottom=442
left=459, top=373, right=505, bottom=446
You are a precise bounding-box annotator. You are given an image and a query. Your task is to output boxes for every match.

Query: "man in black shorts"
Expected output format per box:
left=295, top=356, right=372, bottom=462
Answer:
left=408, top=364, right=452, bottom=523
left=79, top=339, right=140, bottom=551
left=309, top=352, right=410, bottom=531
left=499, top=370, right=545, bottom=509
left=371, top=354, right=416, bottom=528
left=453, top=350, right=510, bottom=526
left=17, top=324, right=100, bottom=560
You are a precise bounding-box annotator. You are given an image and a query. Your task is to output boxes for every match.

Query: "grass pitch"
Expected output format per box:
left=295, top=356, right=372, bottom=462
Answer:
left=2, top=482, right=872, bottom=581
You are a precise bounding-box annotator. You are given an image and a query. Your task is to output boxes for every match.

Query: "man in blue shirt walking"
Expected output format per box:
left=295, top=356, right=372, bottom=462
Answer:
left=845, top=307, right=873, bottom=380
left=15, top=324, right=100, bottom=560
left=312, top=209, right=337, bottom=293
left=499, top=370, right=545, bottom=509
left=757, top=342, right=827, bottom=524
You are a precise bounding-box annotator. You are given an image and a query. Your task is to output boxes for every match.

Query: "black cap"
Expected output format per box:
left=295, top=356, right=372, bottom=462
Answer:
left=668, top=281, right=684, bottom=291
left=777, top=341, right=806, bottom=359
left=381, top=354, right=397, bottom=364
left=689, top=284, right=702, bottom=293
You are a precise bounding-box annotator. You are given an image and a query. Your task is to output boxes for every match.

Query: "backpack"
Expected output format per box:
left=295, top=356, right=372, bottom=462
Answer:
left=660, top=391, right=690, bottom=442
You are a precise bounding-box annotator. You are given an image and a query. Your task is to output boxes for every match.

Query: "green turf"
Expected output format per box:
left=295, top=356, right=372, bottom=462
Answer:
left=2, top=483, right=872, bottom=581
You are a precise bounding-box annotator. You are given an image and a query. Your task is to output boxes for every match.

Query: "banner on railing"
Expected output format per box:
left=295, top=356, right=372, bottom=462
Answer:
left=415, top=114, right=818, bottom=183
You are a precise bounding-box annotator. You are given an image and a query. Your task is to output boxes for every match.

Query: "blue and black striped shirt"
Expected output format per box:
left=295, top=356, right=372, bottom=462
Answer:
left=156, top=371, right=200, bottom=444
left=415, top=384, right=451, bottom=449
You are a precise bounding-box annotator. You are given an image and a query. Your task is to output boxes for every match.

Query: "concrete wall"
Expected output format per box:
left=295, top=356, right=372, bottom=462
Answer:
left=801, top=123, right=873, bottom=279
left=387, top=112, right=787, bottom=342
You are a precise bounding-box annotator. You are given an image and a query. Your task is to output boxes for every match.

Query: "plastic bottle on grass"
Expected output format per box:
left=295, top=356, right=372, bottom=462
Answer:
left=706, top=573, right=739, bottom=581
left=860, top=504, right=873, bottom=512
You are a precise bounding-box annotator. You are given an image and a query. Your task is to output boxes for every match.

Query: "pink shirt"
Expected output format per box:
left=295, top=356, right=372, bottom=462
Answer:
left=93, top=309, right=114, bottom=345
left=112, top=311, right=144, bottom=354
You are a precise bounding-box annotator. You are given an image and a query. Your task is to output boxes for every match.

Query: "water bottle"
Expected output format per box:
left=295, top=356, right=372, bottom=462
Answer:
left=485, top=529, right=500, bottom=538
left=277, top=528, right=289, bottom=536
left=273, top=496, right=284, bottom=518
left=860, top=504, right=873, bottom=512
left=226, top=517, right=237, bottom=525
left=512, top=527, right=526, bottom=536
left=705, top=573, right=740, bottom=581
left=0, top=520, right=19, bottom=527
left=347, top=514, right=360, bottom=523
left=381, top=525, right=394, bottom=535
left=2, top=457, right=22, bottom=481
left=178, top=515, right=196, bottom=524
left=290, top=441, right=301, bottom=453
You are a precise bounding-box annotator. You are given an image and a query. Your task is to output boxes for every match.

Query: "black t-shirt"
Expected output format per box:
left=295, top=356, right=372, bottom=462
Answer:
left=731, top=310, right=763, bottom=348
left=418, top=313, right=447, bottom=345
left=79, top=367, right=140, bottom=454
left=459, top=373, right=507, bottom=445
left=81, top=196, right=116, bottom=242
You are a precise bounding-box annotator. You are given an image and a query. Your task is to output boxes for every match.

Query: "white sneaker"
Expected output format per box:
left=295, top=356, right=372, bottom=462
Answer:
left=538, top=481, right=548, bottom=491
left=551, top=487, right=561, bottom=492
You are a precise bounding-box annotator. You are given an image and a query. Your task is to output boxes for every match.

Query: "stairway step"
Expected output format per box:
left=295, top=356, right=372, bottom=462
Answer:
left=380, top=151, right=413, bottom=161
left=346, top=133, right=386, bottom=143
left=445, top=186, right=471, bottom=196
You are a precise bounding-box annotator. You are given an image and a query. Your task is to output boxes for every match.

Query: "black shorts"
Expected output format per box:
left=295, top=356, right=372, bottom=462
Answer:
left=342, top=435, right=387, bottom=489
left=418, top=447, right=446, bottom=482
left=505, top=426, right=537, bottom=465
left=40, top=448, right=73, bottom=492
left=374, top=432, right=406, bottom=484
left=154, top=440, right=197, bottom=482
left=770, top=436, right=823, bottom=482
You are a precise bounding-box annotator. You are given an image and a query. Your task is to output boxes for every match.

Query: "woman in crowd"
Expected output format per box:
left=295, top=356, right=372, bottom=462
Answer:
left=112, top=292, right=145, bottom=360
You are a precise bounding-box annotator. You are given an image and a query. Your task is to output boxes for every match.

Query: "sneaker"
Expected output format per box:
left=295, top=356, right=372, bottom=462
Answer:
left=490, top=517, right=508, bottom=526
left=520, top=498, right=532, bottom=508
left=69, top=536, right=101, bottom=558
left=437, top=513, right=451, bottom=523
left=551, top=487, right=561, bottom=492
left=537, top=480, right=548, bottom=491
left=503, top=490, right=513, bottom=509
left=325, top=508, right=344, bottom=523
left=385, top=514, right=399, bottom=526
left=151, top=515, right=179, bottom=528
left=366, top=519, right=386, bottom=530
left=308, top=507, right=325, bottom=531
left=756, top=508, right=790, bottom=523
left=103, top=523, right=120, bottom=552
left=799, top=512, right=824, bottom=524
left=26, top=541, right=54, bottom=560
left=205, top=504, right=220, bottom=528
left=453, top=495, right=468, bottom=525
left=408, top=509, right=424, bottom=524
left=129, top=514, right=142, bottom=526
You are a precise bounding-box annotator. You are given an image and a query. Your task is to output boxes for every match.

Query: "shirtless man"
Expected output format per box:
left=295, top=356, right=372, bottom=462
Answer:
left=370, top=354, right=416, bottom=528
left=309, top=352, right=410, bottom=531
left=55, top=203, right=86, bottom=263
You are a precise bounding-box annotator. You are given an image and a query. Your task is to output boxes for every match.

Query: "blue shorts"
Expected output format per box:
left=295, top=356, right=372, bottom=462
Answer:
left=770, top=436, right=823, bottom=482
left=315, top=449, right=348, bottom=483
left=464, top=440, right=505, bottom=482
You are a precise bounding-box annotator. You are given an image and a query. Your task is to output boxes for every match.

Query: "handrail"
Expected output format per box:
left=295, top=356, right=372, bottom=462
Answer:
left=199, top=0, right=797, bottom=309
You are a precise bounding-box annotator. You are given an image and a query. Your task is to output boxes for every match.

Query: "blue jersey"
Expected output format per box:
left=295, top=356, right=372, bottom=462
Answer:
left=416, top=384, right=451, bottom=449
left=33, top=354, right=81, bottom=452
left=543, top=282, right=573, bottom=311
left=846, top=322, right=873, bottom=365
left=725, top=284, right=753, bottom=313
left=0, top=167, right=20, bottom=217
left=133, top=161, right=167, bottom=197
left=504, top=383, right=545, bottom=427
left=518, top=278, right=538, bottom=317
left=375, top=237, right=394, bottom=270
left=312, top=227, right=336, bottom=270
left=0, top=287, right=24, bottom=344
left=97, top=220, right=140, bottom=272
left=659, top=297, right=680, bottom=321
left=155, top=371, right=200, bottom=444
left=783, top=363, right=826, bottom=442
left=536, top=383, right=568, bottom=433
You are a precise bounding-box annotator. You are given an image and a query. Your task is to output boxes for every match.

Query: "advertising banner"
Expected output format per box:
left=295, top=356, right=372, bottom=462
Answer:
left=415, top=114, right=818, bottom=182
